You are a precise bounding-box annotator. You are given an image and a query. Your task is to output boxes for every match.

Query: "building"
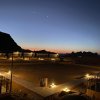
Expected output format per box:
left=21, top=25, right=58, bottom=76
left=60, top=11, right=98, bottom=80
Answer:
left=0, top=50, right=59, bottom=61
left=22, top=51, right=34, bottom=60
left=34, top=50, right=59, bottom=61
left=8, top=51, right=22, bottom=60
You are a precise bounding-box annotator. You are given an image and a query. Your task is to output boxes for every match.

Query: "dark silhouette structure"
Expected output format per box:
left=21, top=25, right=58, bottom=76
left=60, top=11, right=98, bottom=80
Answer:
left=69, top=51, right=99, bottom=57
left=0, top=31, right=22, bottom=53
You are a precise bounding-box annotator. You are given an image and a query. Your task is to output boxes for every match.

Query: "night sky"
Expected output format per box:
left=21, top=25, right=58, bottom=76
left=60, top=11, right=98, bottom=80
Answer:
left=0, top=0, right=100, bottom=53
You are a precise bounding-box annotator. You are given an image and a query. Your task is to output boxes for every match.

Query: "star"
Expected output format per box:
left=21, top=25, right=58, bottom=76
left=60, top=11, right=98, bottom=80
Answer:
left=46, top=16, right=49, bottom=18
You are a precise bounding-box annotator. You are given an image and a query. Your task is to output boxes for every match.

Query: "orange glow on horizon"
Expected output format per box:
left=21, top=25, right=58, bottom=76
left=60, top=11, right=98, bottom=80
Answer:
left=21, top=45, right=100, bottom=54
left=22, top=47, right=72, bottom=54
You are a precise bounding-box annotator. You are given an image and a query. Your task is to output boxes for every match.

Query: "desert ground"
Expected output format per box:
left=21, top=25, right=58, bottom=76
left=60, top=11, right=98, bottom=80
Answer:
left=0, top=61, right=99, bottom=86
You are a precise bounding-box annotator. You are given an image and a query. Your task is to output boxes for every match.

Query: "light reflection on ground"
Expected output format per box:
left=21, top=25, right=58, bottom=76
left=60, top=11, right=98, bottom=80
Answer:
left=0, top=62, right=99, bottom=86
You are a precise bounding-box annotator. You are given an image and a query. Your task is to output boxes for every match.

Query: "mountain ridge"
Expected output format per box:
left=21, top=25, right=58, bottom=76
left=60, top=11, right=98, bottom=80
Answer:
left=0, top=31, right=22, bottom=52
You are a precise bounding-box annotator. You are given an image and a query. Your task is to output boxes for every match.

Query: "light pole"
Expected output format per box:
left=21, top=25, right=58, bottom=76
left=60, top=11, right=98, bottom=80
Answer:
left=85, top=73, right=90, bottom=99
left=9, top=52, right=13, bottom=94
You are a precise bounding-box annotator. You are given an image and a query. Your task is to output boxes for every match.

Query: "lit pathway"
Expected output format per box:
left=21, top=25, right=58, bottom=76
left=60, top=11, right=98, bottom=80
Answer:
left=0, top=71, right=87, bottom=97
left=13, top=76, right=86, bottom=97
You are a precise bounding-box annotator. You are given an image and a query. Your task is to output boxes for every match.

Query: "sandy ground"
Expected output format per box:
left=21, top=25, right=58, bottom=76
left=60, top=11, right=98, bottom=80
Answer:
left=0, top=61, right=99, bottom=86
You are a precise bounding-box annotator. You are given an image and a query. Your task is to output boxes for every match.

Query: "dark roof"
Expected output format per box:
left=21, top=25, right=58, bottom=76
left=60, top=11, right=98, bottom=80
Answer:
left=34, top=50, right=57, bottom=54
left=22, top=49, right=33, bottom=53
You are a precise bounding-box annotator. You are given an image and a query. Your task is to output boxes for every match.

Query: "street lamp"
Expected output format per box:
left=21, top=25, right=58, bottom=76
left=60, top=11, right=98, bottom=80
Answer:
left=85, top=73, right=91, bottom=95
left=9, top=52, right=13, bottom=94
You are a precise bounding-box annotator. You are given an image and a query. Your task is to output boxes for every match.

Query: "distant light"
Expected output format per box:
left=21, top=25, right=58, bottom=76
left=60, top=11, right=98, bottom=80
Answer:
left=9, top=57, right=12, bottom=60
left=38, top=58, right=44, bottom=60
left=51, top=58, right=55, bottom=61
left=85, top=74, right=90, bottom=78
left=13, top=51, right=19, bottom=55
left=85, top=73, right=95, bottom=79
left=24, top=58, right=29, bottom=60
left=28, top=52, right=33, bottom=56
left=50, top=83, right=56, bottom=88
left=0, top=71, right=11, bottom=77
left=46, top=16, right=48, bottom=18
left=7, top=70, right=11, bottom=75
left=0, top=73, right=2, bottom=76
left=63, top=88, right=70, bottom=92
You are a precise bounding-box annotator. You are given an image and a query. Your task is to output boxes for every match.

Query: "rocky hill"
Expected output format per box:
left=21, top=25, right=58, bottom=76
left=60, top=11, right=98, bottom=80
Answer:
left=0, top=31, right=22, bottom=52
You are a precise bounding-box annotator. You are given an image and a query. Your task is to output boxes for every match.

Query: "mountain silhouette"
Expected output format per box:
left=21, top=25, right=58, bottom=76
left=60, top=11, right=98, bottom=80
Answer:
left=0, top=31, right=22, bottom=52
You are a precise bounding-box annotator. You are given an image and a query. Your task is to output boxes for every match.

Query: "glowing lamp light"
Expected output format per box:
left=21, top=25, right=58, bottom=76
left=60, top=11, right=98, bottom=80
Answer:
left=7, top=70, right=11, bottom=75
left=38, top=58, right=44, bottom=60
left=50, top=83, right=56, bottom=88
left=29, top=52, right=33, bottom=55
left=0, top=73, right=2, bottom=76
left=24, top=58, right=29, bottom=61
left=85, top=74, right=90, bottom=77
left=9, top=57, right=12, bottom=60
left=13, top=51, right=19, bottom=55
left=85, top=73, right=91, bottom=79
left=85, top=73, right=97, bottom=79
left=63, top=88, right=70, bottom=92
left=51, top=58, right=55, bottom=61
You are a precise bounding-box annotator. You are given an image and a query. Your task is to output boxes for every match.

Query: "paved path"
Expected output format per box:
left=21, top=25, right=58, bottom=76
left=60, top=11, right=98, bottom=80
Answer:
left=0, top=71, right=87, bottom=97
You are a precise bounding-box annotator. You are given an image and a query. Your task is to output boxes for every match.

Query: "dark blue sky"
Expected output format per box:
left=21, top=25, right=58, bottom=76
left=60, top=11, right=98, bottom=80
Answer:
left=0, top=0, right=100, bottom=53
